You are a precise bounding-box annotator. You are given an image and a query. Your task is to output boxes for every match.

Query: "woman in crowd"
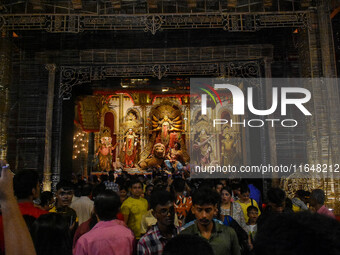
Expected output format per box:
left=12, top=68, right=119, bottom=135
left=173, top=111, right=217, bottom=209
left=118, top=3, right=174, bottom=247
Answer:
left=220, top=186, right=247, bottom=231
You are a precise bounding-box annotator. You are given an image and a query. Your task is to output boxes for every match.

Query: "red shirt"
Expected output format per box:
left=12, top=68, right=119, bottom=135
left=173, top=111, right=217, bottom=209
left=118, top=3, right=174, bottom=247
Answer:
left=0, top=202, right=48, bottom=253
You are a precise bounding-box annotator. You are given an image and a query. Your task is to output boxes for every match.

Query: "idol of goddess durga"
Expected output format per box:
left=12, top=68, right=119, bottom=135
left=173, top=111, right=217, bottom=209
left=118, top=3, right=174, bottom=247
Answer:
left=151, top=115, right=183, bottom=147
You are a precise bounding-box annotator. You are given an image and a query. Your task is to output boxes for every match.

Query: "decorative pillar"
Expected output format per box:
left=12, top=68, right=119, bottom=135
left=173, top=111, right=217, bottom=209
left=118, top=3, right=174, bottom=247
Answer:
left=0, top=32, right=11, bottom=161
left=43, top=64, right=56, bottom=191
left=297, top=1, right=339, bottom=208
left=300, top=4, right=339, bottom=166
left=264, top=58, right=279, bottom=187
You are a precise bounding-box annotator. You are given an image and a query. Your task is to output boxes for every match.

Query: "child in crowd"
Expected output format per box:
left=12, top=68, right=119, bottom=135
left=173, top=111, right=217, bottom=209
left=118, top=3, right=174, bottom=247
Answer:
left=245, top=206, right=259, bottom=251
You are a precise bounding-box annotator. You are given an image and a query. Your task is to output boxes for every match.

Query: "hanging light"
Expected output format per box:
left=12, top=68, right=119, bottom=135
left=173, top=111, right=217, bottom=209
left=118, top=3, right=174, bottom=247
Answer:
left=147, top=0, right=157, bottom=9
left=227, top=0, right=237, bottom=8
left=71, top=0, right=82, bottom=10
left=300, top=0, right=310, bottom=8
left=263, top=0, right=273, bottom=8
left=187, top=0, right=197, bottom=8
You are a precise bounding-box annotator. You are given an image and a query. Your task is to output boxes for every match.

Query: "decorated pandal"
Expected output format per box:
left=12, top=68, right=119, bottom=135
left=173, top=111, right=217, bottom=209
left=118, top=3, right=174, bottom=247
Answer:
left=72, top=89, right=242, bottom=176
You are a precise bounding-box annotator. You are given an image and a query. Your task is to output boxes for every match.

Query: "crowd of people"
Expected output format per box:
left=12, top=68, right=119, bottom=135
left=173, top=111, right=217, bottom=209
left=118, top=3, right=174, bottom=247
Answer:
left=0, top=160, right=339, bottom=255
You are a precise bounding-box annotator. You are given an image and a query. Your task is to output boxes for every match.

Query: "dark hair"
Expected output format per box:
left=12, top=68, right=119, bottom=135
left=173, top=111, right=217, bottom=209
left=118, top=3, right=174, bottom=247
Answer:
left=56, top=180, right=74, bottom=192
left=100, top=174, right=108, bottom=182
left=108, top=171, right=115, bottom=182
left=130, top=178, right=143, bottom=188
left=150, top=191, right=174, bottom=210
left=39, top=191, right=54, bottom=207
left=247, top=205, right=259, bottom=213
left=94, top=190, right=121, bottom=221
left=92, top=183, right=106, bottom=199
left=192, top=188, right=219, bottom=206
left=231, top=182, right=241, bottom=191
left=221, top=186, right=232, bottom=196
left=81, top=183, right=93, bottom=197
left=215, top=182, right=223, bottom=188
left=31, top=213, right=72, bottom=255
left=254, top=212, right=340, bottom=255
left=146, top=184, right=154, bottom=191
left=173, top=178, right=186, bottom=192
left=163, top=234, right=214, bottom=255
left=119, top=185, right=128, bottom=192
left=295, top=190, right=306, bottom=198
left=285, top=198, right=293, bottom=211
left=13, top=170, right=39, bottom=199
left=310, top=189, right=325, bottom=205
left=240, top=184, right=250, bottom=194
left=91, top=175, right=99, bottom=183
left=267, top=188, right=286, bottom=206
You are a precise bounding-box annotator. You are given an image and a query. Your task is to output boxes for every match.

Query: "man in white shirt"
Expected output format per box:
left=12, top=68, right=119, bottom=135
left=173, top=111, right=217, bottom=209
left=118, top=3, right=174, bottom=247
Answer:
left=71, top=183, right=94, bottom=225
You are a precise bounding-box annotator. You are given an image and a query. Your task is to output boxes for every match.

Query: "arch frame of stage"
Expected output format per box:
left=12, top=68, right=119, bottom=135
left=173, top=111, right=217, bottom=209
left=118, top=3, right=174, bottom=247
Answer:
left=47, top=44, right=274, bottom=189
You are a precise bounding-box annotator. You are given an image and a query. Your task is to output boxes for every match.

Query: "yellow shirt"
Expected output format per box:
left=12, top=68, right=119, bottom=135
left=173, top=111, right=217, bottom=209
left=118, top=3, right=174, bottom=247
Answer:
left=121, top=196, right=148, bottom=239
left=236, top=199, right=261, bottom=223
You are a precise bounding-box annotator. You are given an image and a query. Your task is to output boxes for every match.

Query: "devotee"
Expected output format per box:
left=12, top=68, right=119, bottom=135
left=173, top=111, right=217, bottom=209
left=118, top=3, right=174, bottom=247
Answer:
left=104, top=171, right=119, bottom=193
left=180, top=187, right=241, bottom=255
left=291, top=190, right=309, bottom=212
left=50, top=180, right=78, bottom=231
left=119, top=185, right=129, bottom=203
left=253, top=211, right=340, bottom=255
left=256, top=187, right=287, bottom=229
left=13, top=169, right=48, bottom=218
left=137, top=191, right=178, bottom=255
left=244, top=206, right=259, bottom=251
left=121, top=178, right=148, bottom=239
left=231, top=182, right=241, bottom=201
left=70, top=183, right=94, bottom=225
left=74, top=190, right=135, bottom=255
left=214, top=182, right=223, bottom=194
left=235, top=184, right=261, bottom=223
left=37, top=191, right=54, bottom=211
left=309, top=189, right=335, bottom=219
left=163, top=234, right=214, bottom=255
left=73, top=213, right=98, bottom=252
left=0, top=161, right=37, bottom=255
left=31, top=213, right=72, bottom=255
left=220, top=186, right=247, bottom=231
left=144, top=184, right=154, bottom=203
left=140, top=185, right=179, bottom=235
left=0, top=168, right=48, bottom=253
left=172, top=178, right=192, bottom=226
